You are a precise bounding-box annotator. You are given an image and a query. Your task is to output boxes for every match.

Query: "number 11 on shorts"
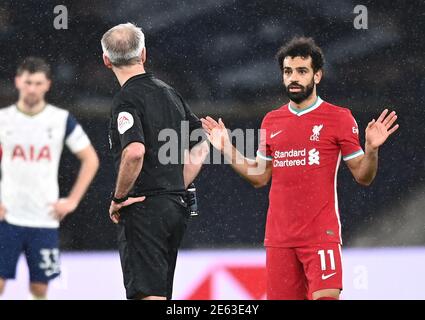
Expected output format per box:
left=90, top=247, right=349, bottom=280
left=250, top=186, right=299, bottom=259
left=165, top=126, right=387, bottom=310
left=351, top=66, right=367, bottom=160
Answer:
left=317, top=249, right=335, bottom=271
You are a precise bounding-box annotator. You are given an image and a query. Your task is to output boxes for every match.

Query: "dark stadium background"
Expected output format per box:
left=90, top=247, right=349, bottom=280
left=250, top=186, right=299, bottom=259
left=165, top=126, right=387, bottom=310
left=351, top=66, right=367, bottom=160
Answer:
left=0, top=0, right=423, bottom=251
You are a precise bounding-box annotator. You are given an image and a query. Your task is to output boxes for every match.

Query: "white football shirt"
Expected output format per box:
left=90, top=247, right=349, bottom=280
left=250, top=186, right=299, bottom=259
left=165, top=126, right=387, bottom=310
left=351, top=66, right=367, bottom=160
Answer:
left=0, top=104, right=91, bottom=228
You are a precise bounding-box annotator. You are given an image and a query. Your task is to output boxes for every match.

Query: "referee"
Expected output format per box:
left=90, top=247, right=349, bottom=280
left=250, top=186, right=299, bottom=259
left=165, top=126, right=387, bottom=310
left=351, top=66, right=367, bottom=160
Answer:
left=101, top=23, right=208, bottom=300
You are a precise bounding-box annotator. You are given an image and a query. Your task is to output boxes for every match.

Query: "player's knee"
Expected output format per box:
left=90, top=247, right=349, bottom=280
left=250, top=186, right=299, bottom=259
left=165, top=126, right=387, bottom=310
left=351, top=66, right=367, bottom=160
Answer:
left=29, top=282, right=48, bottom=299
left=312, top=288, right=340, bottom=300
left=0, top=278, right=5, bottom=295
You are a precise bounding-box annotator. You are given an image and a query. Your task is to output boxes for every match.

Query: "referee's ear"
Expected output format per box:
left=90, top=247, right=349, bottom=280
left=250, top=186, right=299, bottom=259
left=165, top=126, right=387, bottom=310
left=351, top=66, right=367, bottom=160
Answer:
left=103, top=54, right=113, bottom=69
left=141, top=48, right=147, bottom=64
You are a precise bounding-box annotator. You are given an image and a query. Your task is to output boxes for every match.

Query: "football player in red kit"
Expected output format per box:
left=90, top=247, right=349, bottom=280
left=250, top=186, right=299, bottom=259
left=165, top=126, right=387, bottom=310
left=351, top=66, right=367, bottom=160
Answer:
left=201, top=37, right=399, bottom=300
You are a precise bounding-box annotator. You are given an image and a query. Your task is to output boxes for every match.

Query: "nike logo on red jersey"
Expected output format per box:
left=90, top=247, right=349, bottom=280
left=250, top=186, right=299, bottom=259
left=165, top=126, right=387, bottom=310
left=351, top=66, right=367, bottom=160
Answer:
left=270, top=130, right=282, bottom=139
left=321, top=272, right=337, bottom=280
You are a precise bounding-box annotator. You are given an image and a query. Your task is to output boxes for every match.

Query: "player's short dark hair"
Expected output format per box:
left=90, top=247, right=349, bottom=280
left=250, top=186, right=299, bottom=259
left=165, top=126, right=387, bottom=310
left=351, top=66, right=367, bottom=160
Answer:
left=16, top=57, right=51, bottom=79
left=276, top=37, right=324, bottom=73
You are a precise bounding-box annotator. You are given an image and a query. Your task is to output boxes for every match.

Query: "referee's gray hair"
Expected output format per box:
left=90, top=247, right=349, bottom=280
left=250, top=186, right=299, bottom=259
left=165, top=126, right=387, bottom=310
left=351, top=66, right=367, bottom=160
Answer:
left=101, top=22, right=145, bottom=66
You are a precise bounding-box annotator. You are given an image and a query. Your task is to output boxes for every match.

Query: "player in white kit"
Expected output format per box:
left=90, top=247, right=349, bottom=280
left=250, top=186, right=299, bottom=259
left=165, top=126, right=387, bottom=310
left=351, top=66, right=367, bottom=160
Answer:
left=0, top=57, right=99, bottom=299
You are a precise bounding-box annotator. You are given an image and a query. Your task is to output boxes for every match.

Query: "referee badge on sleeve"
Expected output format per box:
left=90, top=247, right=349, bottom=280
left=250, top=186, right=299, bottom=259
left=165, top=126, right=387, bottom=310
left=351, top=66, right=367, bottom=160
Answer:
left=117, top=112, right=134, bottom=134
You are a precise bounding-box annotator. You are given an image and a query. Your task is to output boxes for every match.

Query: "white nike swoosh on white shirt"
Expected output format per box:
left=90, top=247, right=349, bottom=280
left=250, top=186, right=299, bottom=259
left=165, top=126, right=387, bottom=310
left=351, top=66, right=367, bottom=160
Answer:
left=321, top=272, right=337, bottom=280
left=270, top=130, right=282, bottom=138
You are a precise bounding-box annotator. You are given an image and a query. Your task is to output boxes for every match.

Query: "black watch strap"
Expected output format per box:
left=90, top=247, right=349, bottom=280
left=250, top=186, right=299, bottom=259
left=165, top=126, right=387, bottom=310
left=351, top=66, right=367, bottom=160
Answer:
left=112, top=195, right=128, bottom=203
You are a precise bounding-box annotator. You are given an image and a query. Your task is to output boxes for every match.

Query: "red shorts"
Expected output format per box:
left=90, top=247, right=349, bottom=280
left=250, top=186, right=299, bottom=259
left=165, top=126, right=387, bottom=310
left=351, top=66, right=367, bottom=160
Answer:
left=266, top=243, right=343, bottom=300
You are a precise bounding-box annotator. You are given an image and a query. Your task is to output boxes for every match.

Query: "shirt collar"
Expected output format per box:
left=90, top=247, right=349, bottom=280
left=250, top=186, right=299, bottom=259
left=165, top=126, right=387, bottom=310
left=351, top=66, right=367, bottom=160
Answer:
left=122, top=72, right=152, bottom=89
left=288, top=96, right=323, bottom=117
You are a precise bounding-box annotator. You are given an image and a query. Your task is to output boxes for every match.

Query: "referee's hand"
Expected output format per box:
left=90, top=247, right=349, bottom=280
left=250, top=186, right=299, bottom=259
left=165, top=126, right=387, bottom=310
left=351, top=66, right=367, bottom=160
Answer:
left=109, top=196, right=146, bottom=224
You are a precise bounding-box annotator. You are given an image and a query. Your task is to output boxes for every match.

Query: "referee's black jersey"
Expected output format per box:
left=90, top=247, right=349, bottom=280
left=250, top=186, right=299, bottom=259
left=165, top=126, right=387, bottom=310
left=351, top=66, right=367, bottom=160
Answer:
left=108, top=72, right=203, bottom=197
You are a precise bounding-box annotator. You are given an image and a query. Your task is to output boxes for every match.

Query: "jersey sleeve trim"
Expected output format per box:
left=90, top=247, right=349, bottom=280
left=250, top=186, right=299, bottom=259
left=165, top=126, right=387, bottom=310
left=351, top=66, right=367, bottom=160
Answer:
left=65, top=114, right=78, bottom=139
left=343, top=149, right=364, bottom=161
left=65, top=124, right=91, bottom=154
left=257, top=150, right=273, bottom=161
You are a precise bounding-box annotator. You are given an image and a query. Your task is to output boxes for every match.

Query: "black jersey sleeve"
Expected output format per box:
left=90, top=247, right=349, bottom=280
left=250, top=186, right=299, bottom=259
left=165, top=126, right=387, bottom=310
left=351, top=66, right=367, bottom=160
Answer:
left=175, top=92, right=205, bottom=150
left=112, top=96, right=145, bottom=150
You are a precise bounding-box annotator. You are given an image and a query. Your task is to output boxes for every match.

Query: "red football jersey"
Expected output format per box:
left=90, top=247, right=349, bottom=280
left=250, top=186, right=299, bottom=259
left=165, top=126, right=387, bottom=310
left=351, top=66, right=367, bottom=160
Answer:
left=257, top=97, right=364, bottom=247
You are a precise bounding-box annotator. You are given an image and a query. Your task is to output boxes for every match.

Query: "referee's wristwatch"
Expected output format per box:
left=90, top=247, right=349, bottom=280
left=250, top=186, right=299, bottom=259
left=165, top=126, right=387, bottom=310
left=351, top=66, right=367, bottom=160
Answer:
left=112, top=194, right=128, bottom=204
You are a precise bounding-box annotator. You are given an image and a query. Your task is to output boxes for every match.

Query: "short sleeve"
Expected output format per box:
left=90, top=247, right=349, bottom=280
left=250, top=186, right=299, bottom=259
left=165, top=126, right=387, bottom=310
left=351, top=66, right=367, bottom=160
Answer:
left=112, top=101, right=145, bottom=150
left=177, top=92, right=205, bottom=149
left=65, top=114, right=91, bottom=153
left=256, top=114, right=273, bottom=161
left=339, top=110, right=364, bottom=161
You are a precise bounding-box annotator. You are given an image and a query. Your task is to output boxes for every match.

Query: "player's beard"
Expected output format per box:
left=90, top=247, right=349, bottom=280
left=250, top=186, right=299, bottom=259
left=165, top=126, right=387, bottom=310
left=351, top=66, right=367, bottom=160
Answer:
left=285, top=78, right=315, bottom=104
left=23, top=94, right=42, bottom=108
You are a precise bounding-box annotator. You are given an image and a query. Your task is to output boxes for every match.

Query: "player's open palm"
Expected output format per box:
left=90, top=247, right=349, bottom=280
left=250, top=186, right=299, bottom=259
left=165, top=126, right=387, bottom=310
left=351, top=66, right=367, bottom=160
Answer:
left=366, top=109, right=399, bottom=150
left=201, top=117, right=230, bottom=152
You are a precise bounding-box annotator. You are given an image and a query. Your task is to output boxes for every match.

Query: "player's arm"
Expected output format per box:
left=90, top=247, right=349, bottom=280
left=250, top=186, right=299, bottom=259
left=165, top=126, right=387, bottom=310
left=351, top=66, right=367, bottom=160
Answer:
left=0, top=144, right=4, bottom=221
left=346, top=109, right=399, bottom=186
left=345, top=152, right=377, bottom=186
left=52, top=119, right=99, bottom=220
left=201, top=117, right=272, bottom=188
left=224, top=144, right=272, bottom=188
left=66, top=145, right=99, bottom=206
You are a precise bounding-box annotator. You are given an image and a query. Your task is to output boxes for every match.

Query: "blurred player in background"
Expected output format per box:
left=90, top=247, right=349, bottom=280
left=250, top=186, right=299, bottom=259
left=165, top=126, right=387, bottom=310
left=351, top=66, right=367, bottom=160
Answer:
left=102, top=23, right=208, bottom=300
left=202, top=37, right=399, bottom=300
left=0, top=57, right=99, bottom=299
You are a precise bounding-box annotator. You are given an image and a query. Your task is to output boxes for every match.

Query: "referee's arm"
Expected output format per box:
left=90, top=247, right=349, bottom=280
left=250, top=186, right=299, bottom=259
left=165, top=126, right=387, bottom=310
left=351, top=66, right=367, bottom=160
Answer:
left=109, top=105, right=146, bottom=222
left=183, top=140, right=209, bottom=188
left=109, top=142, right=146, bottom=223
left=180, top=95, right=209, bottom=188
left=114, top=142, right=145, bottom=198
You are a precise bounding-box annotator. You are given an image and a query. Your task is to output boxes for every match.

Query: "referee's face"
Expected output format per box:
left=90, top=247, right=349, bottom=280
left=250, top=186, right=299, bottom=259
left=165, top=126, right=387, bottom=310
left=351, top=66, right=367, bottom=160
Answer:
left=15, top=71, right=51, bottom=107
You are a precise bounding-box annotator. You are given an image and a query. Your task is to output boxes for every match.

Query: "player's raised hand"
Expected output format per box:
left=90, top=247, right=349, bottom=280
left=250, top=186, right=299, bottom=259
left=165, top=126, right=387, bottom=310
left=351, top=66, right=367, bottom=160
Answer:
left=366, top=109, right=399, bottom=150
left=0, top=203, right=6, bottom=221
left=51, top=197, right=79, bottom=221
left=200, top=117, right=231, bottom=152
left=109, top=196, right=146, bottom=224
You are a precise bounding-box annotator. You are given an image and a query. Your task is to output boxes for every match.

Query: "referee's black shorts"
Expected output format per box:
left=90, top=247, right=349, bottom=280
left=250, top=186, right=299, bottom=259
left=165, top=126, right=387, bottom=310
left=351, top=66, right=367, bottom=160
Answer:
left=116, top=194, right=189, bottom=300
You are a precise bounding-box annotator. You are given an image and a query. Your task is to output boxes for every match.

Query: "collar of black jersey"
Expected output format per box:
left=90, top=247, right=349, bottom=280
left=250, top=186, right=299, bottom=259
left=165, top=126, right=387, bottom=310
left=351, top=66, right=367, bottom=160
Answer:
left=122, top=72, right=153, bottom=89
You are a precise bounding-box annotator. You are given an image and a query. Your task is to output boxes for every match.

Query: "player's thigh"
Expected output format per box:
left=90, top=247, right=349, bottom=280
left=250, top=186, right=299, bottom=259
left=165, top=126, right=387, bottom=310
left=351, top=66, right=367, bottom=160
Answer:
left=266, top=247, right=307, bottom=300
left=0, top=221, right=25, bottom=279
left=296, top=243, right=342, bottom=299
left=24, top=227, right=60, bottom=283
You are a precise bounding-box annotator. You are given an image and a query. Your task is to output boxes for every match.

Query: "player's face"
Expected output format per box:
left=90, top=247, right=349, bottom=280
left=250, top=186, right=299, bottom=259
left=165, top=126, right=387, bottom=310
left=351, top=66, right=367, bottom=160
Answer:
left=282, top=56, right=321, bottom=103
left=15, top=71, right=51, bottom=107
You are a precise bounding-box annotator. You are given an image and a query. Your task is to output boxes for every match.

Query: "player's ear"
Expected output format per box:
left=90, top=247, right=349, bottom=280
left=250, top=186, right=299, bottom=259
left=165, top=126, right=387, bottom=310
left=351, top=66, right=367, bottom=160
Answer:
left=314, top=69, right=323, bottom=85
left=45, top=79, right=52, bottom=91
left=103, top=54, right=113, bottom=69
left=15, top=75, right=22, bottom=90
